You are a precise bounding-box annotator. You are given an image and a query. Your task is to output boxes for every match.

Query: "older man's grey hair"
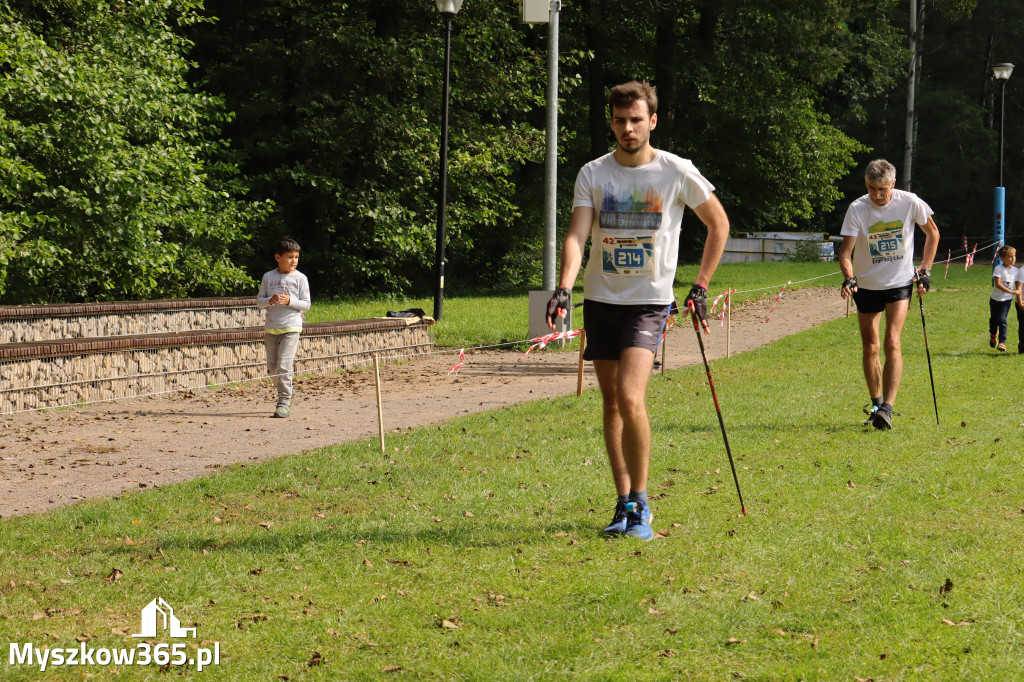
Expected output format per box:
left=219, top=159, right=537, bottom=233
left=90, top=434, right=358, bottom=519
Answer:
left=864, top=159, right=896, bottom=185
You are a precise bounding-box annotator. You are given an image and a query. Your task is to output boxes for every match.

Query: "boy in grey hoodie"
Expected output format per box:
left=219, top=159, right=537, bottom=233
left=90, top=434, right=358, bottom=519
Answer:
left=256, top=237, right=311, bottom=417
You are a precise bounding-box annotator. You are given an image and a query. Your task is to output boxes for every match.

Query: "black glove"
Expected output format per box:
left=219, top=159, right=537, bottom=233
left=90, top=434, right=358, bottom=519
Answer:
left=842, top=276, right=858, bottom=293
left=683, top=284, right=707, bottom=323
left=545, top=287, right=572, bottom=326
left=915, top=268, right=931, bottom=292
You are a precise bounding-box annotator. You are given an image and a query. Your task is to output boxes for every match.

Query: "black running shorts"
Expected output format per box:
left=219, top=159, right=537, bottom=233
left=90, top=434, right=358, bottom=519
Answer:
left=852, top=284, right=913, bottom=314
left=582, top=300, right=671, bottom=360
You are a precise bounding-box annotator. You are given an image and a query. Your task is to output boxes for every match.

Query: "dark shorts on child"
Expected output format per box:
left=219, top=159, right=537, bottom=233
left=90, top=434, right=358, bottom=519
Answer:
left=852, top=284, right=913, bottom=314
left=582, top=300, right=670, bottom=360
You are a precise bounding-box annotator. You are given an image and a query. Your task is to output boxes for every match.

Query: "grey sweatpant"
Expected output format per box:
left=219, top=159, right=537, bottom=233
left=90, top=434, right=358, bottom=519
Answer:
left=265, top=331, right=300, bottom=404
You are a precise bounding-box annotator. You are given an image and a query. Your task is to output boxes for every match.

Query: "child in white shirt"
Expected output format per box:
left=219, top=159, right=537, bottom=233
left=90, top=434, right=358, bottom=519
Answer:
left=990, top=245, right=1017, bottom=352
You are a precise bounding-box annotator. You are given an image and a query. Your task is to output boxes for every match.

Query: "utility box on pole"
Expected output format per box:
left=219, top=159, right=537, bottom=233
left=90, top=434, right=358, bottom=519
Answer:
left=520, top=0, right=549, bottom=23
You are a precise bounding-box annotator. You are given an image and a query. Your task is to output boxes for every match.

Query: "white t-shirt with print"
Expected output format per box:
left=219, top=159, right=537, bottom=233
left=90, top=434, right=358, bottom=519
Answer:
left=993, top=264, right=1018, bottom=302
left=573, top=151, right=715, bottom=305
left=840, top=189, right=933, bottom=290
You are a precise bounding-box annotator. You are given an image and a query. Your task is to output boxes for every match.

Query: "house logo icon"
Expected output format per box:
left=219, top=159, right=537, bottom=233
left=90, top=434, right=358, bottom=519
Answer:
left=132, top=597, right=197, bottom=638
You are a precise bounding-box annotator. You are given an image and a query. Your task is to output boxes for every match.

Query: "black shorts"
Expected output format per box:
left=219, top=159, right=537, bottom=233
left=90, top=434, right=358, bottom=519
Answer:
left=852, top=284, right=913, bottom=314
left=582, top=300, right=671, bottom=360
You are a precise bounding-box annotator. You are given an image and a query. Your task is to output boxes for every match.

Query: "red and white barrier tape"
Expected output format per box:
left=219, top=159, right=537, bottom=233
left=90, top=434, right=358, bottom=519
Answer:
left=944, top=249, right=951, bottom=279
left=710, top=289, right=736, bottom=327
left=765, top=281, right=790, bottom=323
left=661, top=314, right=675, bottom=341
left=965, top=243, right=977, bottom=270
left=520, top=329, right=582, bottom=358
left=447, top=348, right=466, bottom=376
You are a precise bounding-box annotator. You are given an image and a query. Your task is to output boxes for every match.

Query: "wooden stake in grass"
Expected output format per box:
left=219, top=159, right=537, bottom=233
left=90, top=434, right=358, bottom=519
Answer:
left=373, top=353, right=385, bottom=454
left=576, top=329, right=586, bottom=397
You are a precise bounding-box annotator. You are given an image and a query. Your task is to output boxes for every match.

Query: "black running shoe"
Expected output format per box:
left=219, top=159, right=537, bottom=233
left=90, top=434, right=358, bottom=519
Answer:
left=871, top=403, right=893, bottom=431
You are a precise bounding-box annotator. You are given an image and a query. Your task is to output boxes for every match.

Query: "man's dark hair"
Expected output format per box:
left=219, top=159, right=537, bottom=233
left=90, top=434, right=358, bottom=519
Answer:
left=275, top=236, right=301, bottom=254
left=608, top=81, right=658, bottom=118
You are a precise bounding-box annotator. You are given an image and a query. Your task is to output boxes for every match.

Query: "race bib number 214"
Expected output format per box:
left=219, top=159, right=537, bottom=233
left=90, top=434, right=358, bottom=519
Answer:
left=601, top=235, right=655, bottom=276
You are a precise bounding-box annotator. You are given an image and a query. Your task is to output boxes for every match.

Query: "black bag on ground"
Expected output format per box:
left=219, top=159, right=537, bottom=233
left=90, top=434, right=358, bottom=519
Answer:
left=386, top=308, right=426, bottom=318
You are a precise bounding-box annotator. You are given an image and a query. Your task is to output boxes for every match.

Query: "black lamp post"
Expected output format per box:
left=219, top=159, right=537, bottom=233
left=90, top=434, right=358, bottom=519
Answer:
left=993, top=62, right=1014, bottom=254
left=433, top=0, right=463, bottom=322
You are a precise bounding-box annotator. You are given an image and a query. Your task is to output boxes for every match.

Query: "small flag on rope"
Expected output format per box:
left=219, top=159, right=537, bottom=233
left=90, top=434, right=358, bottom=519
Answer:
left=447, top=348, right=465, bottom=376
left=944, top=249, right=951, bottom=279
left=520, top=329, right=582, bottom=358
left=765, top=281, right=790, bottom=323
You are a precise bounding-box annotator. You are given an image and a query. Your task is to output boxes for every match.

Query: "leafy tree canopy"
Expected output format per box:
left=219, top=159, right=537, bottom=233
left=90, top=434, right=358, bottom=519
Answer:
left=0, top=0, right=269, bottom=303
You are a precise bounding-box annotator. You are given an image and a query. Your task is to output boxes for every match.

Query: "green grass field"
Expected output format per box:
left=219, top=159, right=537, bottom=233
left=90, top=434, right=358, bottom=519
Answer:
left=3, top=262, right=1023, bottom=680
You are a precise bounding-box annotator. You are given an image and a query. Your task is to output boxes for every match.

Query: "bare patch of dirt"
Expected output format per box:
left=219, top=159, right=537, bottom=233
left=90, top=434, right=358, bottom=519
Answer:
left=0, top=288, right=848, bottom=518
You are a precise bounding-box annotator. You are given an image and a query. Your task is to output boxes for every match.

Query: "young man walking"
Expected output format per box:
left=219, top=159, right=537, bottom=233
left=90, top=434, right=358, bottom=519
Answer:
left=546, top=81, right=730, bottom=540
left=838, top=159, right=940, bottom=430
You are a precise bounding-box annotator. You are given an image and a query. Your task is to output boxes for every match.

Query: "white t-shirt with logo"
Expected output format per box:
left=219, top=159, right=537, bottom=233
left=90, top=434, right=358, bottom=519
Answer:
left=573, top=151, right=715, bottom=305
left=840, top=189, right=933, bottom=290
left=993, top=264, right=1018, bottom=302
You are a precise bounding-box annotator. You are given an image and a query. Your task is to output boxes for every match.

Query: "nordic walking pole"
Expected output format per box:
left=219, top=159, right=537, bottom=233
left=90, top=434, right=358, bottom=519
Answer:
left=918, top=294, right=939, bottom=425
left=689, top=306, right=747, bottom=516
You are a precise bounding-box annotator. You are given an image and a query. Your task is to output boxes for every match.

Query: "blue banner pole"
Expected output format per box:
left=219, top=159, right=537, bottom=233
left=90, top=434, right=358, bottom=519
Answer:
left=994, top=186, right=1006, bottom=267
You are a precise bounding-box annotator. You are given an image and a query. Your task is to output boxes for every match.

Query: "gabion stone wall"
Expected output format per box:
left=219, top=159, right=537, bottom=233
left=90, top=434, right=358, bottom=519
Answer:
left=0, top=297, right=262, bottom=344
left=0, top=319, right=433, bottom=414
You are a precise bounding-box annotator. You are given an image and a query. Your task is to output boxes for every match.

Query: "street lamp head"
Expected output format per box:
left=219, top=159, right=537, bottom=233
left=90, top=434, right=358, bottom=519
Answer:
left=993, top=62, right=1015, bottom=82
left=435, top=0, right=464, bottom=14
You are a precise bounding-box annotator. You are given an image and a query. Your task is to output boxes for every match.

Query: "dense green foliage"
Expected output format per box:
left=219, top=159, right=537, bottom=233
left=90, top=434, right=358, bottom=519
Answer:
left=192, top=0, right=909, bottom=294
left=1, top=1, right=1022, bottom=302
left=189, top=0, right=560, bottom=294
left=563, top=0, right=906, bottom=237
left=0, top=0, right=268, bottom=303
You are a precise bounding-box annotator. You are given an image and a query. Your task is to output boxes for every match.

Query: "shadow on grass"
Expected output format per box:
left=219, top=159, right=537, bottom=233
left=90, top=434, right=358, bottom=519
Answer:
left=932, top=349, right=1017, bottom=359
left=152, top=518, right=605, bottom=555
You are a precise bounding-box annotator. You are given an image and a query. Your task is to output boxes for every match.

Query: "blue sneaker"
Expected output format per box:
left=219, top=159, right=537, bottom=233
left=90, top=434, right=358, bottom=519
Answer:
left=602, top=501, right=628, bottom=535
left=624, top=501, right=654, bottom=541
